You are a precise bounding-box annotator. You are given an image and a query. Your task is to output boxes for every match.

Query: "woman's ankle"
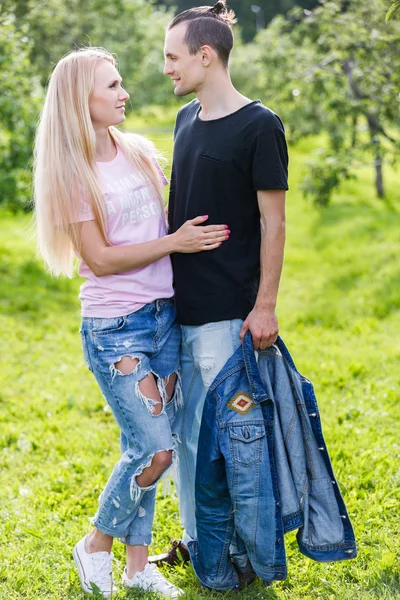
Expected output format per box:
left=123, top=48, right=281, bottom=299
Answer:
left=85, top=529, right=113, bottom=554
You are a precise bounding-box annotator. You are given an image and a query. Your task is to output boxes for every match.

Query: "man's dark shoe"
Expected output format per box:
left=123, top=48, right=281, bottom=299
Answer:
left=148, top=540, right=190, bottom=567
left=233, top=560, right=257, bottom=590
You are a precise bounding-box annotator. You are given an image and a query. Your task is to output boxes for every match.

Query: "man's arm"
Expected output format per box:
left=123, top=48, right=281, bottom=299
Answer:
left=239, top=189, right=286, bottom=350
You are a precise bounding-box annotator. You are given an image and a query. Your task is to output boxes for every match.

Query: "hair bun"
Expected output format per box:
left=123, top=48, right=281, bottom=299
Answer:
left=210, top=0, right=227, bottom=15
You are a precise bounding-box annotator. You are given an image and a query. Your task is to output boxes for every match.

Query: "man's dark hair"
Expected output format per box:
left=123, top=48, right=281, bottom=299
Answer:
left=168, top=1, right=237, bottom=67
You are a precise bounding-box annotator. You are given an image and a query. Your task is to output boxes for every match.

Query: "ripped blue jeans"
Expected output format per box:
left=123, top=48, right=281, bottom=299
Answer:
left=79, top=298, right=181, bottom=546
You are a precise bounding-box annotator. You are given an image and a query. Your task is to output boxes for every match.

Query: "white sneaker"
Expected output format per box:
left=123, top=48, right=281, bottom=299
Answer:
left=73, top=535, right=116, bottom=597
left=122, top=562, right=183, bottom=598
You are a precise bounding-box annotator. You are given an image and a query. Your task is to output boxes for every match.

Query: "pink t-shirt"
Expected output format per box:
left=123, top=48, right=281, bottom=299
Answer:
left=77, top=145, right=174, bottom=317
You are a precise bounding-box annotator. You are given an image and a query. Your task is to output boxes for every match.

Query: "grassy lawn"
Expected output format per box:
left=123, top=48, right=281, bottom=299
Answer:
left=0, top=126, right=399, bottom=599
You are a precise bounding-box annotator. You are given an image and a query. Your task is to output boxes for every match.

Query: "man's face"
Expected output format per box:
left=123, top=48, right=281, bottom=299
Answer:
left=163, top=23, right=205, bottom=96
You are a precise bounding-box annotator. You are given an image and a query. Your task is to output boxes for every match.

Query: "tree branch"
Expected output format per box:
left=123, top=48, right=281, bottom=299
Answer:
left=342, top=59, right=371, bottom=100
left=366, top=113, right=396, bottom=143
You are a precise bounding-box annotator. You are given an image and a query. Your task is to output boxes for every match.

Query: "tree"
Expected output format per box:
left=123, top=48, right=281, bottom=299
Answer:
left=1, top=0, right=174, bottom=108
left=234, top=0, right=400, bottom=204
left=0, top=0, right=175, bottom=210
left=0, top=15, right=42, bottom=211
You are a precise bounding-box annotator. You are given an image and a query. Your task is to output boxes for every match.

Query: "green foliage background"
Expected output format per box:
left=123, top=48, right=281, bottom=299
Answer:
left=0, top=17, right=42, bottom=211
left=1, top=0, right=399, bottom=209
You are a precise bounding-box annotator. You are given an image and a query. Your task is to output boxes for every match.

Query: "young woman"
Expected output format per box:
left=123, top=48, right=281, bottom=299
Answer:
left=34, top=47, right=229, bottom=598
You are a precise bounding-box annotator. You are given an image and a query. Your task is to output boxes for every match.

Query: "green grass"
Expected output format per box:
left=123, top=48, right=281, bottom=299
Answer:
left=0, top=130, right=400, bottom=599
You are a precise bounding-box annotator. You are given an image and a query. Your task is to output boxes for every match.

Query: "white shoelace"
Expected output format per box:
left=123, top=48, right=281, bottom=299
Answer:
left=89, top=552, right=113, bottom=589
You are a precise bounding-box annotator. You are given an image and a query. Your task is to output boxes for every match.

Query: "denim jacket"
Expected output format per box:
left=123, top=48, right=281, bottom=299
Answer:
left=188, top=333, right=357, bottom=591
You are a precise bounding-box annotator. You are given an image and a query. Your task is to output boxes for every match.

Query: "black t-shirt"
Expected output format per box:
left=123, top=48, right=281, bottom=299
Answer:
left=168, top=99, right=288, bottom=325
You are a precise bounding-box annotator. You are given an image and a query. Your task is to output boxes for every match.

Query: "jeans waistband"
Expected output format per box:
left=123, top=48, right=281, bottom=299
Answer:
left=155, top=297, right=174, bottom=310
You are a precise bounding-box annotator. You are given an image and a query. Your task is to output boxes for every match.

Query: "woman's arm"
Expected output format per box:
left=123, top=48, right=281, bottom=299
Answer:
left=78, top=215, right=229, bottom=277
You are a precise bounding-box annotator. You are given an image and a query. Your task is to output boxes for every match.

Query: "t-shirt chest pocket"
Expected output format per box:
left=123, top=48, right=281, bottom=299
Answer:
left=199, top=152, right=227, bottom=166
left=197, top=153, right=231, bottom=180
left=197, top=152, right=248, bottom=189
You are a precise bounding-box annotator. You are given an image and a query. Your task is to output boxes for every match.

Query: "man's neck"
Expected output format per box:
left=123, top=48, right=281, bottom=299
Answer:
left=196, top=73, right=252, bottom=121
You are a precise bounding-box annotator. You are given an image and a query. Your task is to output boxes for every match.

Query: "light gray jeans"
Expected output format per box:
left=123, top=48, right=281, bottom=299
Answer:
left=172, top=319, right=243, bottom=545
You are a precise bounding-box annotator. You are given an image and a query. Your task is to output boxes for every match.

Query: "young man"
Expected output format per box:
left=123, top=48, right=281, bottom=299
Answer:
left=152, top=0, right=288, bottom=565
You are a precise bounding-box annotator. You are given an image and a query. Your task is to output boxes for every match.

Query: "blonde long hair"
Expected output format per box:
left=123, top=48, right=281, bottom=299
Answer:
left=34, top=47, right=164, bottom=278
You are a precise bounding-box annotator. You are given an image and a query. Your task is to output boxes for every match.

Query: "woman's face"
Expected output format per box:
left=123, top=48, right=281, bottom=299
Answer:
left=89, top=61, right=130, bottom=129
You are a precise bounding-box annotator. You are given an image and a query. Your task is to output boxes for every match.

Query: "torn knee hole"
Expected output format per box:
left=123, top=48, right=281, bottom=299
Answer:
left=152, top=450, right=173, bottom=470
left=135, top=450, right=173, bottom=489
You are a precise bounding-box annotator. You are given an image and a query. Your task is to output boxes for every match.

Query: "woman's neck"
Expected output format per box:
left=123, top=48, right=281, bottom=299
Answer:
left=94, top=128, right=117, bottom=162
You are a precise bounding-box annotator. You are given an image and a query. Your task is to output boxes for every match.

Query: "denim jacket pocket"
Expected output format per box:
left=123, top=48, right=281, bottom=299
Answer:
left=229, top=424, right=266, bottom=465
